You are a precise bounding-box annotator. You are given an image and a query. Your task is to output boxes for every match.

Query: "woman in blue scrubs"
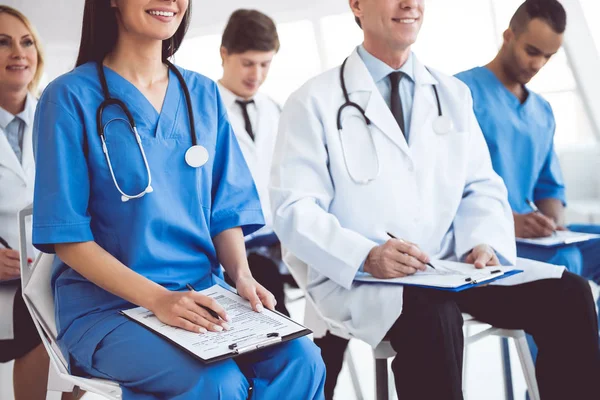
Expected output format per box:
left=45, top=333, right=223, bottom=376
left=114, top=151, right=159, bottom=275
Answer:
left=31, top=1, right=325, bottom=398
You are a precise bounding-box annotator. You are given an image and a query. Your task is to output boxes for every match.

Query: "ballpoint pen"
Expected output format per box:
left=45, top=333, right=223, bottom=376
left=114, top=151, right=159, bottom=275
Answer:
left=386, top=232, right=436, bottom=270
left=186, top=283, right=223, bottom=320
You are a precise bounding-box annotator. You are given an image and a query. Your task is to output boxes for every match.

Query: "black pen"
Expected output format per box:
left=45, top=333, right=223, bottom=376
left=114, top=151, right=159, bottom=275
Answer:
left=0, top=236, right=12, bottom=250
left=386, top=232, right=436, bottom=270
left=186, top=283, right=221, bottom=320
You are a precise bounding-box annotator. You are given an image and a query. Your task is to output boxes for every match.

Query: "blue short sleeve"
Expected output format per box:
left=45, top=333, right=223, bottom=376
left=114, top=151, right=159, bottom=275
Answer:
left=210, top=94, right=264, bottom=237
left=533, top=145, right=567, bottom=205
left=32, top=96, right=93, bottom=253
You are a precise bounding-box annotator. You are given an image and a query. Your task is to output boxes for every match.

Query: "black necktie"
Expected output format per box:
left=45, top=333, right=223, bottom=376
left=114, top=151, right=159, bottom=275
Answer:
left=389, top=71, right=406, bottom=137
left=236, top=99, right=255, bottom=141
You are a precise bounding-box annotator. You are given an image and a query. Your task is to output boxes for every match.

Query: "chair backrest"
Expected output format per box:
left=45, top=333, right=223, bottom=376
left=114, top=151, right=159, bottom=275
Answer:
left=557, top=145, right=600, bottom=200
left=18, top=205, right=69, bottom=371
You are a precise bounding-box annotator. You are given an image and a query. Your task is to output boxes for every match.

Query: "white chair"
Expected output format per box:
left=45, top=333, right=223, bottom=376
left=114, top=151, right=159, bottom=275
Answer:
left=18, top=205, right=123, bottom=400
left=282, top=249, right=540, bottom=400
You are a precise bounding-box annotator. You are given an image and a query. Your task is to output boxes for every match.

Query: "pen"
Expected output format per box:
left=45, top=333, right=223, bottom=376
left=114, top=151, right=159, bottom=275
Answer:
left=525, top=198, right=557, bottom=235
left=386, top=232, right=436, bottom=270
left=0, top=236, right=12, bottom=250
left=186, top=283, right=221, bottom=320
left=524, top=198, right=539, bottom=213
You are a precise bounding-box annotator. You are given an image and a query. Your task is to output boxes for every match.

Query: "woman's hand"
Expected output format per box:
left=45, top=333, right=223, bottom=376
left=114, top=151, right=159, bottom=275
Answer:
left=150, top=290, right=230, bottom=334
left=235, top=275, right=276, bottom=312
left=0, top=249, right=20, bottom=281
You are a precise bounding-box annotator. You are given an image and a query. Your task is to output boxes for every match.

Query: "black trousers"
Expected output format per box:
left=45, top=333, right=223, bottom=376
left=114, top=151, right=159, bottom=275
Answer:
left=225, top=252, right=290, bottom=317
left=315, top=272, right=600, bottom=400
left=0, top=286, right=42, bottom=362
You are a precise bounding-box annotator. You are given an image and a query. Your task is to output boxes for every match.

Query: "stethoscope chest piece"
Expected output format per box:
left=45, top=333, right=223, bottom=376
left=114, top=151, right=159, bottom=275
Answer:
left=433, top=115, right=454, bottom=135
left=185, top=145, right=209, bottom=168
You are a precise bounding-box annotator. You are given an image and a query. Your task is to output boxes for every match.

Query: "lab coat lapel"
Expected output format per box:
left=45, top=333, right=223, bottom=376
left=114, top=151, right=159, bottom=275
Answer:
left=21, top=123, right=35, bottom=185
left=0, top=128, right=26, bottom=183
left=343, top=50, right=411, bottom=157
left=410, top=58, right=439, bottom=145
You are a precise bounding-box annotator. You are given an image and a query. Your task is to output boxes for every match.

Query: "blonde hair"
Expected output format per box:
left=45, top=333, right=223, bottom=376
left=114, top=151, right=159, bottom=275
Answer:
left=0, top=5, right=45, bottom=93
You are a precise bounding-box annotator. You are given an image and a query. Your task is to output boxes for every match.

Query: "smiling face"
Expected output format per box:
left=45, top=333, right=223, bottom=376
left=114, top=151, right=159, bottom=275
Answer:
left=110, top=0, right=189, bottom=42
left=502, top=18, right=563, bottom=85
left=351, top=0, right=424, bottom=52
left=0, top=12, right=38, bottom=93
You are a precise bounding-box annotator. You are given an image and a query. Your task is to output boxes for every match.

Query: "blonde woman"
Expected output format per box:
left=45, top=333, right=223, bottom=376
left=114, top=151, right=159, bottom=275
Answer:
left=0, top=5, right=49, bottom=400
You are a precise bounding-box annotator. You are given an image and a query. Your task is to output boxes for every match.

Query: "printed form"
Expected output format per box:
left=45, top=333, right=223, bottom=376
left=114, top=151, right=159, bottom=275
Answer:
left=122, top=284, right=308, bottom=361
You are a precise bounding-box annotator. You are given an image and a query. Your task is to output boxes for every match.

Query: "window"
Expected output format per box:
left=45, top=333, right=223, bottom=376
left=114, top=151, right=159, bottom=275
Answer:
left=259, top=20, right=322, bottom=105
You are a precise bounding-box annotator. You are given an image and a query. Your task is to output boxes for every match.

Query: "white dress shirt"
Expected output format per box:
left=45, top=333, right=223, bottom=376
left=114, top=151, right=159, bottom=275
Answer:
left=217, top=82, right=281, bottom=235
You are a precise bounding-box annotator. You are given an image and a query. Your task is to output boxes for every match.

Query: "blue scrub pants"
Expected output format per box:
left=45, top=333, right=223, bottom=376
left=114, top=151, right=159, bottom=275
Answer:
left=73, top=321, right=326, bottom=399
left=516, top=224, right=600, bottom=399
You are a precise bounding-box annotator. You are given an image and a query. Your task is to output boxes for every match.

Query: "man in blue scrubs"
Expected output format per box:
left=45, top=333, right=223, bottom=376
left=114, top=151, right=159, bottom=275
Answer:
left=457, top=0, right=600, bottom=362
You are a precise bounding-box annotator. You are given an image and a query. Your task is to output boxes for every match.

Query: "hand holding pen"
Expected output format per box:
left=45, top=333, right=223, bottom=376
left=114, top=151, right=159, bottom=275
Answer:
left=362, top=233, right=432, bottom=279
left=515, top=198, right=557, bottom=238
left=149, top=284, right=230, bottom=335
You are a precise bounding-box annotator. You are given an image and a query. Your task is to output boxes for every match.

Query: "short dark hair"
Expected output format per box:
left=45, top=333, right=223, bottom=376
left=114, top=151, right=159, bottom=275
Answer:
left=509, top=0, right=567, bottom=35
left=75, top=0, right=191, bottom=67
left=221, top=9, right=280, bottom=54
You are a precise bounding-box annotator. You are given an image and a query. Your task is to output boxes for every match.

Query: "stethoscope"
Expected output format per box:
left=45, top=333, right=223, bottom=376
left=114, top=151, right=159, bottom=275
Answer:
left=96, top=60, right=209, bottom=202
left=337, top=57, right=454, bottom=184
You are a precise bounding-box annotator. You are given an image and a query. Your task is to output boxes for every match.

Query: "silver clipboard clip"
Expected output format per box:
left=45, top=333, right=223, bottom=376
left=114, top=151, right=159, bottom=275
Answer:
left=228, top=332, right=281, bottom=354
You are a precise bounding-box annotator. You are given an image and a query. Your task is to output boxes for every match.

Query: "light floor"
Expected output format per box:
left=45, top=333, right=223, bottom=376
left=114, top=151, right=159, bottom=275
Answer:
left=0, top=289, right=529, bottom=400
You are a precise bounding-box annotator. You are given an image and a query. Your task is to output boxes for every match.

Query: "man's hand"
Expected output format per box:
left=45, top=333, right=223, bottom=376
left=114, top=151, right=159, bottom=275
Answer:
left=465, top=244, right=500, bottom=269
left=514, top=212, right=556, bottom=238
left=364, top=238, right=429, bottom=279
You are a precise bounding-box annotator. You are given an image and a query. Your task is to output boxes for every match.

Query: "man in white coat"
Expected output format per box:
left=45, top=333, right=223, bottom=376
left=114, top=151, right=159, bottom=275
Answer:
left=217, top=9, right=292, bottom=316
left=270, top=0, right=600, bottom=399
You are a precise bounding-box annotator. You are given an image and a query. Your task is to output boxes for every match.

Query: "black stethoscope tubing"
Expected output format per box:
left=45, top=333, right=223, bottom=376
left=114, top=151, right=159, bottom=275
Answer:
left=95, top=60, right=196, bottom=146
left=336, top=57, right=444, bottom=130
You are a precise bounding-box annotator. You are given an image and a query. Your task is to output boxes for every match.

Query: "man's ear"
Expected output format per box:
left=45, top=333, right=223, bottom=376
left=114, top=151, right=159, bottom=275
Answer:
left=503, top=28, right=514, bottom=45
left=349, top=0, right=362, bottom=20
left=220, top=46, right=228, bottom=66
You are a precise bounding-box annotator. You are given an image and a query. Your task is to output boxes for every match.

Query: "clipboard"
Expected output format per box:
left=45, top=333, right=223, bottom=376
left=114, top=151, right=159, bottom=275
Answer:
left=121, top=284, right=311, bottom=364
left=516, top=231, right=600, bottom=248
left=354, top=261, right=523, bottom=292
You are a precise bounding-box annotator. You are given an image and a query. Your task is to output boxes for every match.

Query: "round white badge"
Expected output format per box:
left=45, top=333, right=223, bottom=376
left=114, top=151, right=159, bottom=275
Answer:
left=433, top=115, right=454, bottom=135
left=185, top=145, right=209, bottom=168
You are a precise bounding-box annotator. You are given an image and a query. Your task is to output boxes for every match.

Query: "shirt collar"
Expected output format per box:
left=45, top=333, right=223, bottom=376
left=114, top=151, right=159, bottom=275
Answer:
left=0, top=92, right=35, bottom=130
left=357, top=44, right=415, bottom=85
left=217, top=81, right=255, bottom=109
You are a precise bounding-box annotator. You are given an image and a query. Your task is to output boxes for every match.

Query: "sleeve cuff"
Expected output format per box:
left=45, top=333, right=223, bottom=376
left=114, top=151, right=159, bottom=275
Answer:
left=534, top=189, right=567, bottom=206
left=32, top=221, right=93, bottom=254
left=211, top=209, right=265, bottom=238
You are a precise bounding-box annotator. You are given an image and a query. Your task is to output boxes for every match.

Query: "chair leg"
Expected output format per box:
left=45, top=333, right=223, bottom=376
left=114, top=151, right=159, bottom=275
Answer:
left=344, top=344, right=365, bottom=400
left=463, top=324, right=470, bottom=397
left=513, top=334, right=540, bottom=400
left=501, top=337, right=515, bottom=400
left=375, top=358, right=389, bottom=400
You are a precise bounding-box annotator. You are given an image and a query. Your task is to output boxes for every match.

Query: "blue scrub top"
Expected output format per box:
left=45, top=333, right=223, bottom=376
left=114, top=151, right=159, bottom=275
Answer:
left=455, top=67, right=566, bottom=213
left=31, top=63, right=264, bottom=366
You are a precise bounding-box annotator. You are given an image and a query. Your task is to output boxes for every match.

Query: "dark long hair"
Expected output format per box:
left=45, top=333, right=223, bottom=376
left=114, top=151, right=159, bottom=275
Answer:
left=75, top=0, right=192, bottom=67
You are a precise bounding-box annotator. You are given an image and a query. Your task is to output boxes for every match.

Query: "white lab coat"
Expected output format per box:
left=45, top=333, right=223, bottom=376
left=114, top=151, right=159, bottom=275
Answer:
left=0, top=94, right=36, bottom=340
left=270, top=49, right=564, bottom=347
left=217, top=83, right=281, bottom=234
